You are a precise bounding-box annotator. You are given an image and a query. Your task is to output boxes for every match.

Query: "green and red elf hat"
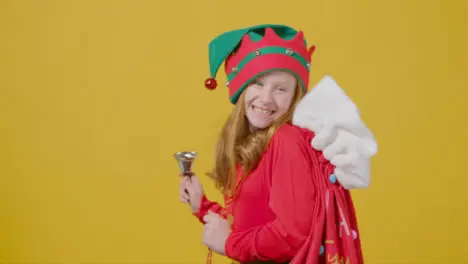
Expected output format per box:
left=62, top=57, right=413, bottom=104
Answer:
left=204, top=24, right=316, bottom=104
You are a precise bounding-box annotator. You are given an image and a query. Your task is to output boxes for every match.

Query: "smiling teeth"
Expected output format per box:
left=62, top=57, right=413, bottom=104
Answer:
left=253, top=106, right=273, bottom=114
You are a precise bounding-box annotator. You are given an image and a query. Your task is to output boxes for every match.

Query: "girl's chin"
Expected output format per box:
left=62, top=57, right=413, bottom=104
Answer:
left=248, top=120, right=273, bottom=130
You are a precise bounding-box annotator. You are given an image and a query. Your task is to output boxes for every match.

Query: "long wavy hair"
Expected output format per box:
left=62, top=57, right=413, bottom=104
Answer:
left=206, top=80, right=304, bottom=196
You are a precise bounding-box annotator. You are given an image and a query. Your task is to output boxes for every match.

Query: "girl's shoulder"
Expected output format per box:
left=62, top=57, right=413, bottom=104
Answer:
left=265, top=123, right=319, bottom=159
left=270, top=123, right=315, bottom=147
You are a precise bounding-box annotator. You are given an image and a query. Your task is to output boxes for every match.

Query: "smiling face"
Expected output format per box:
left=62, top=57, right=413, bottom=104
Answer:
left=243, top=70, right=298, bottom=130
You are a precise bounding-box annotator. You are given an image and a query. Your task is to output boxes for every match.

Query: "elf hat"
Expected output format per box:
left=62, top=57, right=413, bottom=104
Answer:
left=204, top=24, right=316, bottom=104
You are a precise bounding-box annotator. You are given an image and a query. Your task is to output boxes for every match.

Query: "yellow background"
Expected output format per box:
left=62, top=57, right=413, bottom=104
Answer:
left=1, top=0, right=467, bottom=263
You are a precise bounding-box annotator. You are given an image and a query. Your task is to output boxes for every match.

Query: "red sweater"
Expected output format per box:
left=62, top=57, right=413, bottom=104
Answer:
left=194, top=124, right=363, bottom=263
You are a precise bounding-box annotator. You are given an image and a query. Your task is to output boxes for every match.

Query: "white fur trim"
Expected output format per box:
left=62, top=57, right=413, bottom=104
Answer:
left=292, top=75, right=378, bottom=189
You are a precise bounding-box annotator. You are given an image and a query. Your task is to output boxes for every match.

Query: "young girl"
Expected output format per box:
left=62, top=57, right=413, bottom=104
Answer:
left=179, top=24, right=377, bottom=264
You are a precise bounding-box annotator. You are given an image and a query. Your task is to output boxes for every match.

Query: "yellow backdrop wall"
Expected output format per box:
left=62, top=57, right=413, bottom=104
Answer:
left=1, top=0, right=467, bottom=263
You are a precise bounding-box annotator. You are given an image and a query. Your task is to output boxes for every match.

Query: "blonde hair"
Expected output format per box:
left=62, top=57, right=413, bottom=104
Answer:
left=206, top=81, right=304, bottom=196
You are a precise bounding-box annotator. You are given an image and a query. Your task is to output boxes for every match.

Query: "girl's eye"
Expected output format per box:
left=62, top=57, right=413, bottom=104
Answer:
left=251, top=81, right=264, bottom=88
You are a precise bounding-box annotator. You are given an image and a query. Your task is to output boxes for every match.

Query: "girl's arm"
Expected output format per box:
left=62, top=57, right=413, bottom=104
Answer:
left=193, top=195, right=224, bottom=224
left=224, top=126, right=321, bottom=263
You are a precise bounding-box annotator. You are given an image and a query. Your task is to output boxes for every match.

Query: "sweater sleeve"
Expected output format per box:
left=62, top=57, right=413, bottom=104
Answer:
left=193, top=195, right=224, bottom=224
left=225, top=127, right=319, bottom=262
